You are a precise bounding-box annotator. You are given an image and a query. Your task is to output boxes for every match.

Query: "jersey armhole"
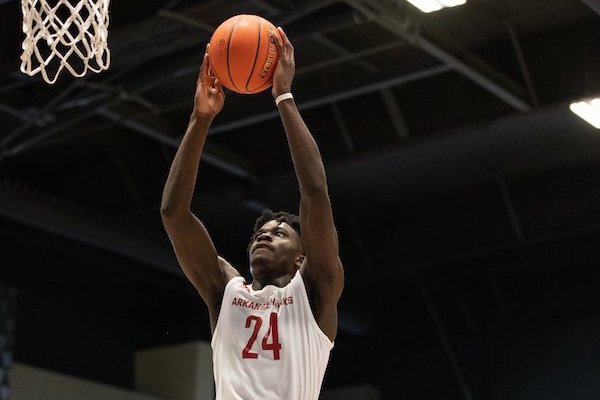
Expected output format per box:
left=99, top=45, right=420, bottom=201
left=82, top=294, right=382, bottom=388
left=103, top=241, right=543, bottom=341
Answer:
left=211, top=276, right=245, bottom=349
left=296, top=272, right=335, bottom=348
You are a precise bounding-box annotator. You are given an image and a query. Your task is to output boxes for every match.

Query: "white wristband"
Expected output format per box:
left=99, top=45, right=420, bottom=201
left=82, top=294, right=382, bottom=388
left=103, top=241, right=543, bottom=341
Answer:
left=275, top=92, right=293, bottom=107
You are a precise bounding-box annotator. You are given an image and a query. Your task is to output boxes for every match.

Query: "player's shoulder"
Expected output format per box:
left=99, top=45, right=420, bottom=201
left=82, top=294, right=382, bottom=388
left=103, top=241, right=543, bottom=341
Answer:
left=218, top=256, right=242, bottom=285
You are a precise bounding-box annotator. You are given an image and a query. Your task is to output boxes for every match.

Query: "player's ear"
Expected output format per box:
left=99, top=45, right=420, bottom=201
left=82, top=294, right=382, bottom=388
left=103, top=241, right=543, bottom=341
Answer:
left=295, top=253, right=305, bottom=268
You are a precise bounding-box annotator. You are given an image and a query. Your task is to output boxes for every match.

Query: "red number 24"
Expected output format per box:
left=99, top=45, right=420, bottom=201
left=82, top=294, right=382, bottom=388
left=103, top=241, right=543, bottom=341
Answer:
left=242, top=312, right=282, bottom=360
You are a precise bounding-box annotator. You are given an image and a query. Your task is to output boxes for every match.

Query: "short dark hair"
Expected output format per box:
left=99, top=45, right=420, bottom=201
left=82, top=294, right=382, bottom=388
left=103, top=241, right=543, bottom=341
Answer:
left=253, top=208, right=301, bottom=237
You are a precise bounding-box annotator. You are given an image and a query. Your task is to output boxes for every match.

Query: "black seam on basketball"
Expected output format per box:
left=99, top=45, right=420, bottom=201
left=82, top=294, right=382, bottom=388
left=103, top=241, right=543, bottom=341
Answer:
left=253, top=78, right=272, bottom=93
left=227, top=16, right=242, bottom=93
left=246, top=17, right=261, bottom=93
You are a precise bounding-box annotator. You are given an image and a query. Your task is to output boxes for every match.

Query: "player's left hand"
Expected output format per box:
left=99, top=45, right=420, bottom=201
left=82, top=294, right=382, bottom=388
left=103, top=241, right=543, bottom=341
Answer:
left=272, top=27, right=295, bottom=98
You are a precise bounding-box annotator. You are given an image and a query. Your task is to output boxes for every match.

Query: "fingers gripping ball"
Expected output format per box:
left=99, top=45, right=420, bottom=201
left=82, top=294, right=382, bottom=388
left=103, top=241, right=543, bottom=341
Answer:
left=208, top=14, right=279, bottom=94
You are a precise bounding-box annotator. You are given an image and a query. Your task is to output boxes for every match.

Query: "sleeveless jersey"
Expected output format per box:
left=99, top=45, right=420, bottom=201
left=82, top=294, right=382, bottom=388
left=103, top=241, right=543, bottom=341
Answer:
left=211, top=270, right=334, bottom=400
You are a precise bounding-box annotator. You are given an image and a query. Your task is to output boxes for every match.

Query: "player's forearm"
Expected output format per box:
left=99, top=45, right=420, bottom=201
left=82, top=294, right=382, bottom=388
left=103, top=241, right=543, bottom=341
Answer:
left=161, top=115, right=213, bottom=219
left=278, top=100, right=328, bottom=196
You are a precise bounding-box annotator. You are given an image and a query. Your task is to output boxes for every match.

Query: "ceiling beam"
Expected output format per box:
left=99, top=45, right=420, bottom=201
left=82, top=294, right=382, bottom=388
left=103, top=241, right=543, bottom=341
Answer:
left=580, top=0, right=600, bottom=15
left=265, top=102, right=600, bottom=209
left=97, top=109, right=258, bottom=182
left=345, top=0, right=531, bottom=112
left=210, top=64, right=451, bottom=135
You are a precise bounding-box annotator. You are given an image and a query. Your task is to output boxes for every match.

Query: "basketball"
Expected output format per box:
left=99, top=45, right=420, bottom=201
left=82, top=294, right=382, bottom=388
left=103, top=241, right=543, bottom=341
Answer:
left=208, top=14, right=279, bottom=95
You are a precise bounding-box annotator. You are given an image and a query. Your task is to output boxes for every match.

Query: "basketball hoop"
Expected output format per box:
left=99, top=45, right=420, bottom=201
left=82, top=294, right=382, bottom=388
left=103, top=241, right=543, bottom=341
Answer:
left=20, top=0, right=111, bottom=84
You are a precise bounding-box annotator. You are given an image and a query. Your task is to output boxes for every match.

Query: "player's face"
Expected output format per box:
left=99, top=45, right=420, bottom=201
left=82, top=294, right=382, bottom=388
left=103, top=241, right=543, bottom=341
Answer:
left=249, top=220, right=302, bottom=278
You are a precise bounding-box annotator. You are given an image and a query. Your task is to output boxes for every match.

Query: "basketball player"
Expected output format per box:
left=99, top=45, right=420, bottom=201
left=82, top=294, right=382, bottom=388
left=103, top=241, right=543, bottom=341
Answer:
left=160, top=26, right=344, bottom=400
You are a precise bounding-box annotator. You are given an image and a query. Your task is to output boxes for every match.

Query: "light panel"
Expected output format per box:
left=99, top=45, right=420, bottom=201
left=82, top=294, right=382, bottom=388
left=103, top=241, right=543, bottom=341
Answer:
left=570, top=98, right=600, bottom=129
left=406, top=0, right=466, bottom=13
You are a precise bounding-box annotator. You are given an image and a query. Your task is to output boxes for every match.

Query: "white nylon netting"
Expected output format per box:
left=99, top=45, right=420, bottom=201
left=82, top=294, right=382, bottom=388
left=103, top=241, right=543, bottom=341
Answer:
left=20, top=0, right=111, bottom=84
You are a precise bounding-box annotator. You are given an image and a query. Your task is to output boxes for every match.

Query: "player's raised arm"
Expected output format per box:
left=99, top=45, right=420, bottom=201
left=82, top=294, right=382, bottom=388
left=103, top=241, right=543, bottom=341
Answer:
left=272, top=27, right=344, bottom=341
left=160, top=46, right=238, bottom=330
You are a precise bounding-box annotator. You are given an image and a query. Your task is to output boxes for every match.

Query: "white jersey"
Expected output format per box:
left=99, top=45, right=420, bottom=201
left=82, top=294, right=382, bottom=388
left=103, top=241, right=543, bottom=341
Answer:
left=211, top=270, right=334, bottom=400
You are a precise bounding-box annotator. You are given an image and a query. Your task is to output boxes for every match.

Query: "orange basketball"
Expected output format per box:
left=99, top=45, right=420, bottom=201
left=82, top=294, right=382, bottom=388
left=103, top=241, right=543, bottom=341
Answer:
left=208, top=14, right=279, bottom=94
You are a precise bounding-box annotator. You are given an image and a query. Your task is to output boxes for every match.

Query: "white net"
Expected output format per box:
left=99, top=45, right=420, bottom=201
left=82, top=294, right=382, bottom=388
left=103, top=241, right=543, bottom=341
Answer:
left=20, top=0, right=111, bottom=84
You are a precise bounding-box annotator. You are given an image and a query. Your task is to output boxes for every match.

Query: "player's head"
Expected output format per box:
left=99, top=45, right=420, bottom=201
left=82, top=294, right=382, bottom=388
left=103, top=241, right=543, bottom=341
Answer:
left=248, top=209, right=304, bottom=280
left=253, top=209, right=301, bottom=237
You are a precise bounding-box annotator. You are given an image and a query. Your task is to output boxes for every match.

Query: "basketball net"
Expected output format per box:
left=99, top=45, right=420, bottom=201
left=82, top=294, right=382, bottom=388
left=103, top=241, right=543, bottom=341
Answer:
left=20, top=0, right=111, bottom=84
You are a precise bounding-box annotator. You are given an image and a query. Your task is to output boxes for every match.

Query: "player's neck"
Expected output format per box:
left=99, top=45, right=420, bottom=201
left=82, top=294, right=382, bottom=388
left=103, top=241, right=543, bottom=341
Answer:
left=252, top=272, right=295, bottom=290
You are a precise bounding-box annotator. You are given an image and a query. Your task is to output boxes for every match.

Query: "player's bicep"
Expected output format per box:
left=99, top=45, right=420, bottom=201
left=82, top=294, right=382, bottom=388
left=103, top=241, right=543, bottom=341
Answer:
left=300, top=194, right=344, bottom=297
left=163, top=214, right=227, bottom=306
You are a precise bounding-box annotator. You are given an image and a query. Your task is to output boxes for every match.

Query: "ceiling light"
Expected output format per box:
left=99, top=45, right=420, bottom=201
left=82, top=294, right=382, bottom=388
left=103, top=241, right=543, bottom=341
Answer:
left=570, top=98, right=600, bottom=129
left=406, top=0, right=467, bottom=13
